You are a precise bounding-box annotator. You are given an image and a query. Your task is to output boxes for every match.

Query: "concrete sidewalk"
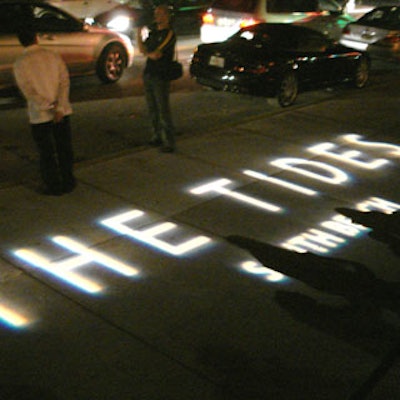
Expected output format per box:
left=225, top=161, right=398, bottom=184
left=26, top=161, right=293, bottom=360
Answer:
left=0, top=75, right=400, bottom=400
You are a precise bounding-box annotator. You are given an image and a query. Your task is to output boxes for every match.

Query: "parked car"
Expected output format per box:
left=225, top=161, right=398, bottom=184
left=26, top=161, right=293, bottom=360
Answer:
left=93, top=3, right=143, bottom=40
left=0, top=0, right=134, bottom=89
left=190, top=23, right=369, bottom=107
left=47, top=0, right=139, bottom=38
left=200, top=0, right=355, bottom=43
left=344, top=0, right=400, bottom=18
left=340, top=5, right=400, bottom=62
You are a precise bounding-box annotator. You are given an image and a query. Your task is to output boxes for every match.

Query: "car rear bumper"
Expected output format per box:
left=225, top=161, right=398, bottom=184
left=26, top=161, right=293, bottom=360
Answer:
left=190, top=64, right=277, bottom=96
left=341, top=38, right=400, bottom=62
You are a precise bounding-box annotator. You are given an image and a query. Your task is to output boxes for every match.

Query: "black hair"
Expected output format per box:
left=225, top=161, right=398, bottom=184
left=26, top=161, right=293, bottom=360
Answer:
left=17, top=26, right=37, bottom=47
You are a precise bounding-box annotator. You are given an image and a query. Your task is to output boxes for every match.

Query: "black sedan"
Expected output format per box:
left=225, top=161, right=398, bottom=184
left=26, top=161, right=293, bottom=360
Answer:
left=190, top=23, right=370, bottom=107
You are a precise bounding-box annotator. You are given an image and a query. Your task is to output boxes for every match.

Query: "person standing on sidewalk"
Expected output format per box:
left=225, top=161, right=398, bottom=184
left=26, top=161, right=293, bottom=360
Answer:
left=13, top=26, right=76, bottom=195
left=137, top=4, right=177, bottom=153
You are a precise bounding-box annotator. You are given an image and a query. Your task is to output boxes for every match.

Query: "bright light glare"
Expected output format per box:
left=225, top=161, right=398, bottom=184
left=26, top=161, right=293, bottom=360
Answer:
left=52, top=236, right=139, bottom=277
left=0, top=304, right=29, bottom=328
left=356, top=196, right=400, bottom=213
left=308, top=142, right=389, bottom=169
left=13, top=236, right=141, bottom=294
left=190, top=178, right=282, bottom=212
left=240, top=260, right=286, bottom=282
left=243, top=169, right=318, bottom=196
left=14, top=249, right=103, bottom=293
left=271, top=158, right=349, bottom=184
left=342, top=134, right=400, bottom=157
left=100, top=210, right=212, bottom=256
left=107, top=16, right=130, bottom=32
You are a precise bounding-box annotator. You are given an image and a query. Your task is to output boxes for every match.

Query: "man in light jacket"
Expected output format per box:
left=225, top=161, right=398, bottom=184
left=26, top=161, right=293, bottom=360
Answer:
left=14, top=26, right=76, bottom=195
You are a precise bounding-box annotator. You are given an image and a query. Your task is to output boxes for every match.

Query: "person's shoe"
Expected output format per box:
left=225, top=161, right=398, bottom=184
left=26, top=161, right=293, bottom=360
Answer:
left=148, top=138, right=162, bottom=147
left=160, top=145, right=175, bottom=153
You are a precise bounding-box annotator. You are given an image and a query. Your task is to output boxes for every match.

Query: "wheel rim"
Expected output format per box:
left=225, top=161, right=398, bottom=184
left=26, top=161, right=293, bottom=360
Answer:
left=105, top=49, right=124, bottom=81
left=278, top=73, right=297, bottom=107
left=355, top=59, right=369, bottom=88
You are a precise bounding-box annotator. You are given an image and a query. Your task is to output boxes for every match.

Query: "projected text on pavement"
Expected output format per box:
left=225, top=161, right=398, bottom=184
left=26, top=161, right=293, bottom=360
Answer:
left=5, top=134, right=400, bottom=328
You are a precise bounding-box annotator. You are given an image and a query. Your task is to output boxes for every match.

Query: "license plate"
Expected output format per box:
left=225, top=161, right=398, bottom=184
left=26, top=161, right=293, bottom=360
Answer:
left=209, top=55, right=225, bottom=68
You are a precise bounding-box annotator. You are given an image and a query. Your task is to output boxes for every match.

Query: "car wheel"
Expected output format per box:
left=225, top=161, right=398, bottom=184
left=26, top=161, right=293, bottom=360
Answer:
left=277, top=71, right=298, bottom=107
left=96, top=43, right=127, bottom=83
left=353, top=57, right=369, bottom=88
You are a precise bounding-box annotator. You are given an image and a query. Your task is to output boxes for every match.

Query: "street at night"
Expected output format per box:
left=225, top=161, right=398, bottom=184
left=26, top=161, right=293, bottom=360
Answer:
left=0, top=35, right=400, bottom=399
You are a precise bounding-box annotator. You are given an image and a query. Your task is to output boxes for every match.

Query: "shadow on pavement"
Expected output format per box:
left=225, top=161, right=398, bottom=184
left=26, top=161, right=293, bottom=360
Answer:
left=226, top=209, right=400, bottom=400
left=336, top=208, right=400, bottom=257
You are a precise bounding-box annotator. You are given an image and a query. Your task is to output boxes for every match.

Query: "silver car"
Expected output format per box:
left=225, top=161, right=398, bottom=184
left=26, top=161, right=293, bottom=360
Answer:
left=0, top=0, right=134, bottom=89
left=340, top=5, right=400, bottom=62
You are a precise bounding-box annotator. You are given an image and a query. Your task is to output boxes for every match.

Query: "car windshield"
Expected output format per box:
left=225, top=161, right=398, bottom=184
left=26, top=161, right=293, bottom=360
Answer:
left=358, top=6, right=400, bottom=29
left=229, top=25, right=330, bottom=52
left=229, top=25, right=299, bottom=50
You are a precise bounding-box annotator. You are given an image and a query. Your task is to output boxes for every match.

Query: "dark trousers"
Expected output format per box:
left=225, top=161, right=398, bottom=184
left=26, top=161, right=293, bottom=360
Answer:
left=143, top=74, right=175, bottom=148
left=31, top=116, right=75, bottom=193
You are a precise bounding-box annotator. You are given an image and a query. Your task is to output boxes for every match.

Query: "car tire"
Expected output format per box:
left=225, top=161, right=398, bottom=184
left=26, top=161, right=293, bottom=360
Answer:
left=353, top=57, right=369, bottom=89
left=277, top=71, right=298, bottom=107
left=96, top=43, right=127, bottom=83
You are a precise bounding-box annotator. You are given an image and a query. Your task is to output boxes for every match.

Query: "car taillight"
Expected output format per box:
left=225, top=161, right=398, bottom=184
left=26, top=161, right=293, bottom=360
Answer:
left=239, top=18, right=263, bottom=28
left=202, top=12, right=214, bottom=24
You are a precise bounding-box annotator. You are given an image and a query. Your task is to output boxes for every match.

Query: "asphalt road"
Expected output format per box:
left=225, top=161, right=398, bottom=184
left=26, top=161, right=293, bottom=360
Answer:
left=1, top=47, right=399, bottom=188
left=0, top=36, right=202, bottom=107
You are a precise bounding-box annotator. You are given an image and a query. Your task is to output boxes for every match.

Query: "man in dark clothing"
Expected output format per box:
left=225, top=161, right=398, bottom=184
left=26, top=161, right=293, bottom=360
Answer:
left=137, top=4, right=177, bottom=153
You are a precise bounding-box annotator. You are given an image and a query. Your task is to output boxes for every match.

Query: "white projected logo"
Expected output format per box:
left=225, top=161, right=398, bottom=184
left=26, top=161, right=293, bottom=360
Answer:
left=240, top=261, right=286, bottom=282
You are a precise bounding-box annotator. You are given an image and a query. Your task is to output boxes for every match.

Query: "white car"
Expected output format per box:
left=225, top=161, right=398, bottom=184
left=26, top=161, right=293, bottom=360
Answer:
left=340, top=5, right=400, bottom=62
left=0, top=0, right=134, bottom=89
left=48, top=0, right=143, bottom=39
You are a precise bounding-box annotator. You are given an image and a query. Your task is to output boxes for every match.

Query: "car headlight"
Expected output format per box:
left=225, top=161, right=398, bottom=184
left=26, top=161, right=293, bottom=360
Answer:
left=107, top=15, right=131, bottom=33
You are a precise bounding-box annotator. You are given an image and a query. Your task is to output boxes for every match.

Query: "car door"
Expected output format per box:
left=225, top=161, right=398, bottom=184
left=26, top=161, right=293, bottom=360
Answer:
left=31, top=4, right=97, bottom=74
left=295, top=30, right=341, bottom=87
